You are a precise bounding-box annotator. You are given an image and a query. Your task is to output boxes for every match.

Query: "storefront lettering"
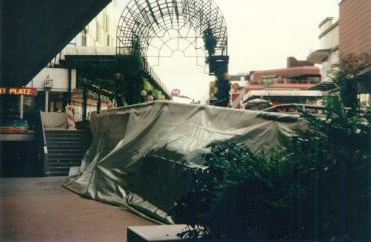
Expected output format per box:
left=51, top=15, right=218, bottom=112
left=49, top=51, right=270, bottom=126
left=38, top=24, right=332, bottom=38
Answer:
left=0, top=88, right=37, bottom=96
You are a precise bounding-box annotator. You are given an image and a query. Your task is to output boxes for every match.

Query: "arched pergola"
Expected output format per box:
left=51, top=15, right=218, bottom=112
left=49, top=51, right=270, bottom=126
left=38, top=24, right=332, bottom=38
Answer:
left=116, top=0, right=228, bottom=68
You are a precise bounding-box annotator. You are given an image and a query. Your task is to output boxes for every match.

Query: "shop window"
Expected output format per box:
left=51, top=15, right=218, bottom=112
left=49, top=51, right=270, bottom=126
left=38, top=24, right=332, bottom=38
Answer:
left=0, top=94, right=37, bottom=133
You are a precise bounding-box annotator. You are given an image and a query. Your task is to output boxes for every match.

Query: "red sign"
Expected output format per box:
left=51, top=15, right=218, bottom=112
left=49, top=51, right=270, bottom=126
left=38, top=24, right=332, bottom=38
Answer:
left=171, top=89, right=181, bottom=96
left=0, top=88, right=37, bottom=96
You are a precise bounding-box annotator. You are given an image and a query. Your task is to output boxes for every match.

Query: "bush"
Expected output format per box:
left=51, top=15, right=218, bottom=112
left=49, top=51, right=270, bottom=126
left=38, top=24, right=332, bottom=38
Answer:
left=173, top=98, right=371, bottom=241
left=173, top=143, right=294, bottom=241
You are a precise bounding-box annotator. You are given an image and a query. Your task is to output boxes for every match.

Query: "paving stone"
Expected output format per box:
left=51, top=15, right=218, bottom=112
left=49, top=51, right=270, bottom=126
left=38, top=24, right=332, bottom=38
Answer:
left=0, top=177, right=155, bottom=241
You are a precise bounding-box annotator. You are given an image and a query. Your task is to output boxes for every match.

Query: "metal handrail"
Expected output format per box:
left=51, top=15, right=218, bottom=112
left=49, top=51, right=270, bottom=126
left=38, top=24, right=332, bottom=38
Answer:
left=39, top=111, right=47, bottom=146
left=142, top=57, right=171, bottom=97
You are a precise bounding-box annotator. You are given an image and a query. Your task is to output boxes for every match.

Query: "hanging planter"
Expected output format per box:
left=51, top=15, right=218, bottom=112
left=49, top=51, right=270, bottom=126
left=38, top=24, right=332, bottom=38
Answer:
left=140, top=90, right=148, bottom=97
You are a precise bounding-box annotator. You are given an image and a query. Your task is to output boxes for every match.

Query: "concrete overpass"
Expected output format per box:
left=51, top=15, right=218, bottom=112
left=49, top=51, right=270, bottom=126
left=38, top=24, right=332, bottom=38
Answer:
left=0, top=0, right=111, bottom=87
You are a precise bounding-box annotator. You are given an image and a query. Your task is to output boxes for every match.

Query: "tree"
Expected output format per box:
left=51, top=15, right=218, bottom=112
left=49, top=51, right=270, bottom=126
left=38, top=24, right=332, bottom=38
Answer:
left=332, top=53, right=371, bottom=110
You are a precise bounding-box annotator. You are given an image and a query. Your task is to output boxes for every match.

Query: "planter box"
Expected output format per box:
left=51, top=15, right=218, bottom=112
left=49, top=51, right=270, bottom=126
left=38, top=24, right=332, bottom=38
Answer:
left=127, top=225, right=189, bottom=242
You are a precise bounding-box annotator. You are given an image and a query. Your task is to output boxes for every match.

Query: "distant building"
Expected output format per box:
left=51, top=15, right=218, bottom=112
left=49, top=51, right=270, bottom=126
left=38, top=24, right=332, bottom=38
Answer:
left=243, top=57, right=322, bottom=106
left=307, top=17, right=339, bottom=83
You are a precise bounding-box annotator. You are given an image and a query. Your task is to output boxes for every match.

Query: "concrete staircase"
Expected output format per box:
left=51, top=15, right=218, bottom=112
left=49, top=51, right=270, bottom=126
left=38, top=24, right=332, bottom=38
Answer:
left=45, top=130, right=92, bottom=176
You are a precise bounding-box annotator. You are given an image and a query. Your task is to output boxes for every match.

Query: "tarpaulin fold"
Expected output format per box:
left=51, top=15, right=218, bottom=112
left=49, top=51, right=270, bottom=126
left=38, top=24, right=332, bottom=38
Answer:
left=64, top=101, right=303, bottom=224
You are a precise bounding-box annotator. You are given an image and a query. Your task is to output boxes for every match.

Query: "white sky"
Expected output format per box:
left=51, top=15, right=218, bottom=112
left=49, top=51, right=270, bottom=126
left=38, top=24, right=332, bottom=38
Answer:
left=149, top=0, right=340, bottom=101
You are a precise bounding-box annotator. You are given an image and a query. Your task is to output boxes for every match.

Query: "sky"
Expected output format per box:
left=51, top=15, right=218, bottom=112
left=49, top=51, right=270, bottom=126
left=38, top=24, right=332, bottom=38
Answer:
left=148, top=0, right=340, bottom=101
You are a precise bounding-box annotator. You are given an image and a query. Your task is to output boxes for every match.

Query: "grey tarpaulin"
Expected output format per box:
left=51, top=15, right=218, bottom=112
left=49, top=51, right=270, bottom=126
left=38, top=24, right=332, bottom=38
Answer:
left=63, top=101, right=304, bottom=224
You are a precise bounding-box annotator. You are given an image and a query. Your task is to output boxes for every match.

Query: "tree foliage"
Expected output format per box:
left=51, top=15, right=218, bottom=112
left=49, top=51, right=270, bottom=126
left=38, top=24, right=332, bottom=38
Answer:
left=174, top=98, right=371, bottom=240
left=173, top=56, right=371, bottom=240
left=332, top=53, right=371, bottom=110
left=203, top=24, right=217, bottom=63
left=203, top=25, right=229, bottom=107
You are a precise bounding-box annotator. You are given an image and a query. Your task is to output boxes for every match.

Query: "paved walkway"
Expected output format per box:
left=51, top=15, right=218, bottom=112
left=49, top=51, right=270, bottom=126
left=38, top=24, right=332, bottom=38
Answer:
left=0, top=177, right=155, bottom=241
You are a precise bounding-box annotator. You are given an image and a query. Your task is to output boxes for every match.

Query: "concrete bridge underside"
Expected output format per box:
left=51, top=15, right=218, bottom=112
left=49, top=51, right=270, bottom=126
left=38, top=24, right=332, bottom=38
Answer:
left=0, top=0, right=111, bottom=88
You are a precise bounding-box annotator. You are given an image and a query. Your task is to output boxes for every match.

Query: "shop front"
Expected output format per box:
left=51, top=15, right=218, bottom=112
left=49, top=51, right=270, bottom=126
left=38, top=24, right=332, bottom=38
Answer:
left=0, top=88, right=40, bottom=177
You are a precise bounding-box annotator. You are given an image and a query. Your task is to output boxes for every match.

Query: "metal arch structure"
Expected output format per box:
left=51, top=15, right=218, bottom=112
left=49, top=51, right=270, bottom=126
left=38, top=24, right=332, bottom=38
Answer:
left=116, top=0, right=228, bottom=69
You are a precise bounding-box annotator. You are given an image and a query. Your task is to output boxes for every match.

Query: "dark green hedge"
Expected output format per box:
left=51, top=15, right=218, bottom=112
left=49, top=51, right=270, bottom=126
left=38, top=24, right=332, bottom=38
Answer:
left=173, top=98, right=371, bottom=241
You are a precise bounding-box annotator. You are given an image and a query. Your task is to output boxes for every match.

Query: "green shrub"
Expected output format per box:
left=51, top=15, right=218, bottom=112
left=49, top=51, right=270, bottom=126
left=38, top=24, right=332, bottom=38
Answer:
left=173, top=98, right=371, bottom=241
left=173, top=142, right=294, bottom=241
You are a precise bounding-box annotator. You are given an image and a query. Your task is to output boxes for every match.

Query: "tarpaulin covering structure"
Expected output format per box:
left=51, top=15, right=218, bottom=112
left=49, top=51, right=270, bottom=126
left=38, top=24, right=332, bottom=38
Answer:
left=64, top=101, right=303, bottom=224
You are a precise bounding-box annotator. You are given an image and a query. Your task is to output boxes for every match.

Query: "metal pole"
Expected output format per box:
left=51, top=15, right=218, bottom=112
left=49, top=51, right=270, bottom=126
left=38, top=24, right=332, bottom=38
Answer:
left=83, top=86, right=87, bottom=121
left=19, top=95, right=24, bottom=119
left=68, top=69, right=72, bottom=105
left=97, top=92, right=101, bottom=113
left=45, top=89, right=49, bottom=112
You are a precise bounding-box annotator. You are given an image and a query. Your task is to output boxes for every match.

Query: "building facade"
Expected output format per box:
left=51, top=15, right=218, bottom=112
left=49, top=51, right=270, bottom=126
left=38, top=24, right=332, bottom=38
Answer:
left=307, top=17, right=339, bottom=82
left=26, top=0, right=122, bottom=120
left=339, top=0, right=371, bottom=55
left=339, top=0, right=371, bottom=106
left=243, top=57, right=322, bottom=106
left=70, top=0, right=121, bottom=48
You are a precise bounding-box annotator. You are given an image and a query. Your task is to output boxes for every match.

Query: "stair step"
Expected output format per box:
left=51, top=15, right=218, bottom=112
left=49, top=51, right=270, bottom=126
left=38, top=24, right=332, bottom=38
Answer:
left=44, top=130, right=91, bottom=177
left=47, top=153, right=84, bottom=159
left=45, top=168, right=71, bottom=176
left=48, top=150, right=87, bottom=155
left=46, top=138, right=91, bottom=143
left=45, top=171, right=70, bottom=177
left=47, top=142, right=90, bottom=147
left=49, top=145, right=89, bottom=150
left=46, top=159, right=82, bottom=164
left=47, top=163, right=81, bottom=168
left=45, top=130, right=91, bottom=133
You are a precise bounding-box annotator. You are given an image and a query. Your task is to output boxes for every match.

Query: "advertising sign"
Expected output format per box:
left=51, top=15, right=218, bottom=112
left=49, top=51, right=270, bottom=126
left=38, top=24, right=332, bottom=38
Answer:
left=0, top=88, right=38, bottom=96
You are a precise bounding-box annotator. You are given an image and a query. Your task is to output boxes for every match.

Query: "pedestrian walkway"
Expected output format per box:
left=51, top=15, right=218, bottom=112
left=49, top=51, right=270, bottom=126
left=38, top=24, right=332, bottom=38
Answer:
left=0, top=177, right=155, bottom=241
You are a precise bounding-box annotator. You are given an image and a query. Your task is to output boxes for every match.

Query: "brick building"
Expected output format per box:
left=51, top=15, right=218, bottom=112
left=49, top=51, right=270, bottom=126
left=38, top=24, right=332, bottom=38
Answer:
left=339, top=0, right=371, bottom=55
left=339, top=0, right=371, bottom=106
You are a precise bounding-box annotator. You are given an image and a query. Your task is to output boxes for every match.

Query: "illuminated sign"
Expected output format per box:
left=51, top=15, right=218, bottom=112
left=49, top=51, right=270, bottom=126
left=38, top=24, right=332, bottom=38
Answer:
left=0, top=88, right=37, bottom=96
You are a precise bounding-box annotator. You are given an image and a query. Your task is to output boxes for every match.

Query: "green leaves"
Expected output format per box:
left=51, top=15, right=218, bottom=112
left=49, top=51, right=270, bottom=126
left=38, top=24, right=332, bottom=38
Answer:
left=174, top=143, right=289, bottom=241
left=174, top=96, right=371, bottom=241
left=203, top=25, right=217, bottom=57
